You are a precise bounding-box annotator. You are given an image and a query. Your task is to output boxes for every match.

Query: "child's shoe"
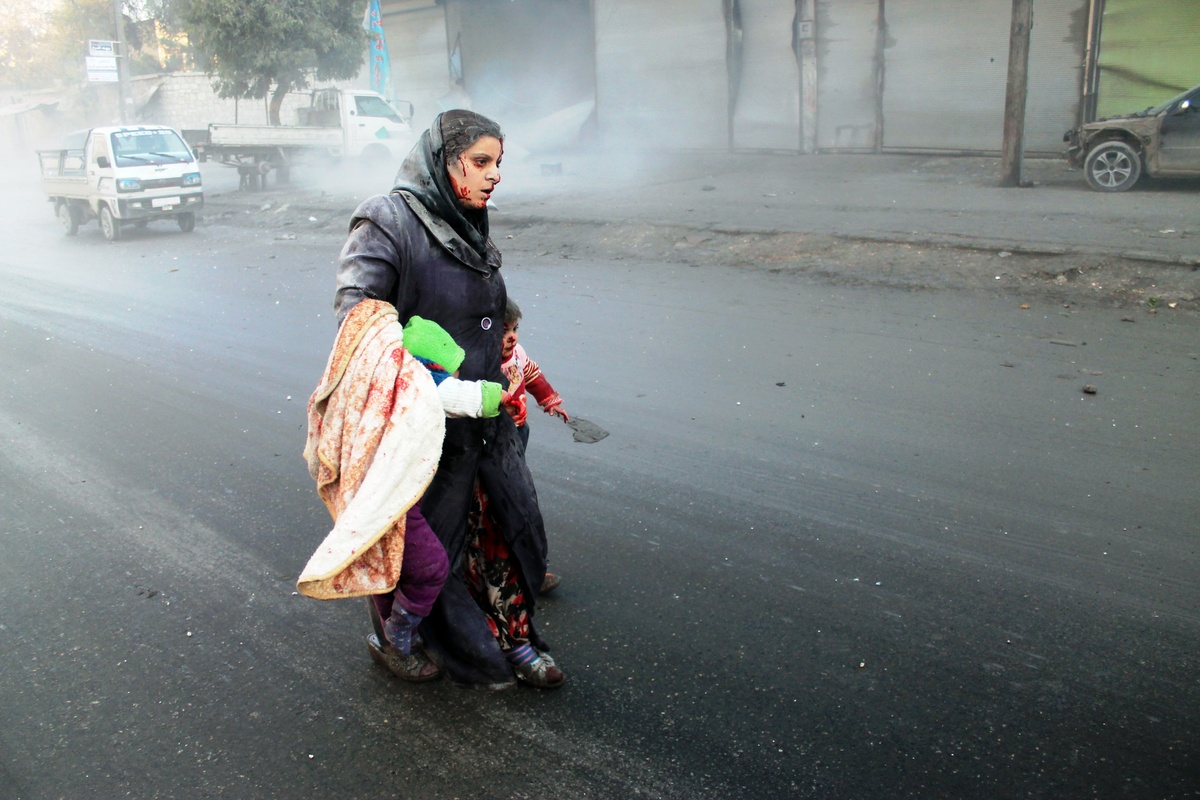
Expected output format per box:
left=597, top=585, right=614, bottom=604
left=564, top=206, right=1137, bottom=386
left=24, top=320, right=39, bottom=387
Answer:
left=366, top=633, right=441, bottom=683
left=505, top=643, right=565, bottom=689
left=383, top=608, right=424, bottom=655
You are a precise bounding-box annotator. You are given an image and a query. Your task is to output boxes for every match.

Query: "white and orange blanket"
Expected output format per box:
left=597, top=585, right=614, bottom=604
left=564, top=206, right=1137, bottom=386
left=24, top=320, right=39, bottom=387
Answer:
left=297, top=299, right=444, bottom=600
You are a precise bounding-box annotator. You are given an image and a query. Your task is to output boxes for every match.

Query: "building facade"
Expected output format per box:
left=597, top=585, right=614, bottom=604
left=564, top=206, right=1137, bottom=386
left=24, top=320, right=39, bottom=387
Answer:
left=13, top=0, right=1192, bottom=158
left=378, top=0, right=1198, bottom=155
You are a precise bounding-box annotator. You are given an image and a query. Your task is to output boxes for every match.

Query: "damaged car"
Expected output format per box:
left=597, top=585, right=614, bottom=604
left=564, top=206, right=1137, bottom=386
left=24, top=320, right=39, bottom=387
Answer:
left=1064, top=83, right=1200, bottom=192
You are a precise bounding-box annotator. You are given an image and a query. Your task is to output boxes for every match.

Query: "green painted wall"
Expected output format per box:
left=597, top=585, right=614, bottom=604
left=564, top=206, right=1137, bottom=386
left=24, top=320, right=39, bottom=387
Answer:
left=1097, top=0, right=1199, bottom=117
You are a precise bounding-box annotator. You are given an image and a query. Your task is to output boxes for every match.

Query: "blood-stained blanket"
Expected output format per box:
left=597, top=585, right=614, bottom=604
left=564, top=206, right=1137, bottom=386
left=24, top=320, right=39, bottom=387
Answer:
left=297, top=299, right=444, bottom=599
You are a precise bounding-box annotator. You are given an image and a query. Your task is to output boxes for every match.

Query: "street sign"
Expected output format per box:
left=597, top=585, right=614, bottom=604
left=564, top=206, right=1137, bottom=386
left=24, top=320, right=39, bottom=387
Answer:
left=86, top=55, right=119, bottom=82
left=88, top=39, right=117, bottom=57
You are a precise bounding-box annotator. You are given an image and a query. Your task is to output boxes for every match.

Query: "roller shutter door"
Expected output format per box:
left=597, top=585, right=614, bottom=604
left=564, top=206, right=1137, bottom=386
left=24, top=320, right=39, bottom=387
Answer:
left=881, top=1, right=1012, bottom=152
left=732, top=0, right=801, bottom=151
left=593, top=0, right=728, bottom=150
left=881, top=0, right=1084, bottom=154
left=1024, top=0, right=1087, bottom=155
left=1096, top=0, right=1200, bottom=118
left=816, top=0, right=880, bottom=152
left=382, top=2, right=452, bottom=126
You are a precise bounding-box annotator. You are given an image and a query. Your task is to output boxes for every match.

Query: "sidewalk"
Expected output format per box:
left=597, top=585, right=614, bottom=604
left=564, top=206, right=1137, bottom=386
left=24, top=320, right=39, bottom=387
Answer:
left=201, top=150, right=1200, bottom=267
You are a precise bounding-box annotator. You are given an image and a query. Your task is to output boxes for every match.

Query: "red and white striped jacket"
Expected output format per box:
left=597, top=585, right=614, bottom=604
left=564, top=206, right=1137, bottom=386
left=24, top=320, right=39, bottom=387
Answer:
left=500, top=343, right=562, bottom=427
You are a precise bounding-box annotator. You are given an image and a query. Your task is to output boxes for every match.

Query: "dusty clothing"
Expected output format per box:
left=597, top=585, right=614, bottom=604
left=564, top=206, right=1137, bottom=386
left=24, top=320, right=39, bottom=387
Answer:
left=297, top=299, right=445, bottom=600
left=464, top=484, right=533, bottom=649
left=334, top=125, right=549, bottom=686
left=371, top=502, right=449, bottom=619
left=335, top=191, right=504, bottom=384
left=500, top=343, right=563, bottom=427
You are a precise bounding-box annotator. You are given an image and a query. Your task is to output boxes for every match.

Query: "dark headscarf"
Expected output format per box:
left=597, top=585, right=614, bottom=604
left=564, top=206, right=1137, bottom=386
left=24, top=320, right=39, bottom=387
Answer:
left=391, top=111, right=499, bottom=258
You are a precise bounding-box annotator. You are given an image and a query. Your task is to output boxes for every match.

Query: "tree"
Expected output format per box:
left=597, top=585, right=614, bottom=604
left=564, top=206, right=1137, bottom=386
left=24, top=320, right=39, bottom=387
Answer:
left=0, top=0, right=45, bottom=88
left=0, top=0, right=159, bottom=90
left=181, top=0, right=365, bottom=125
left=1, top=0, right=124, bottom=89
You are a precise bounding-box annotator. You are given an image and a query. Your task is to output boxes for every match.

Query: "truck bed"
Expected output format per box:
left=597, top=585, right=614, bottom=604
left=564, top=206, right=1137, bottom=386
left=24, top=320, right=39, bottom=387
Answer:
left=39, top=149, right=89, bottom=198
left=206, top=123, right=343, bottom=148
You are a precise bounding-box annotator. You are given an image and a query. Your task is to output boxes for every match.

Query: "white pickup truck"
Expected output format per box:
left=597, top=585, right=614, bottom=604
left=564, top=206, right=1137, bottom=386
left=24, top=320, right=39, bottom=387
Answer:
left=186, top=88, right=414, bottom=188
left=39, top=125, right=204, bottom=241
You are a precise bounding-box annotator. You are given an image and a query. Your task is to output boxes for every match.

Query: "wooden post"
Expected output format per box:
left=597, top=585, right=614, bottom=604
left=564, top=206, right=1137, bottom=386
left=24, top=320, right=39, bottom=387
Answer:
left=1000, top=0, right=1033, bottom=187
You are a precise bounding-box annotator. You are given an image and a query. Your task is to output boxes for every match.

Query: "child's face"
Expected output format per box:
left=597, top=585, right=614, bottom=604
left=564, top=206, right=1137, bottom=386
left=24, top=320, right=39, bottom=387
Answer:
left=501, top=321, right=519, bottom=359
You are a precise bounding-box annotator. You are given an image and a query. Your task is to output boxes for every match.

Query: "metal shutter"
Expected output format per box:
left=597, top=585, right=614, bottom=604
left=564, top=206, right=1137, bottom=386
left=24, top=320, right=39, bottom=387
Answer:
left=381, top=1, right=453, bottom=126
left=1096, top=0, right=1200, bottom=118
left=882, top=1, right=1012, bottom=152
left=732, top=0, right=802, bottom=151
left=816, top=0, right=881, bottom=152
left=1024, top=0, right=1087, bottom=155
left=593, top=0, right=729, bottom=150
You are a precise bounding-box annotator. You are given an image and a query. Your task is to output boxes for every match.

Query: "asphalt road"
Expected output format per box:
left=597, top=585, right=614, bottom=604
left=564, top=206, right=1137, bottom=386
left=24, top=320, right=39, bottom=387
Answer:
left=1, top=163, right=1198, bottom=799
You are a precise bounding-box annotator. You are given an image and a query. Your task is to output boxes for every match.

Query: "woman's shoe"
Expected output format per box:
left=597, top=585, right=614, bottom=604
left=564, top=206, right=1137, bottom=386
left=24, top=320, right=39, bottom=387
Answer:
left=541, top=572, right=562, bottom=594
left=511, top=650, right=565, bottom=689
left=366, top=633, right=441, bottom=683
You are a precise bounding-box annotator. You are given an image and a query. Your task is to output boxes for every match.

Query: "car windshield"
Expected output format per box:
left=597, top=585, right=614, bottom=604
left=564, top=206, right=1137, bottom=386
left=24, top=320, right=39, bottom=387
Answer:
left=110, top=129, right=194, bottom=166
left=355, top=95, right=401, bottom=122
left=1145, top=84, right=1200, bottom=116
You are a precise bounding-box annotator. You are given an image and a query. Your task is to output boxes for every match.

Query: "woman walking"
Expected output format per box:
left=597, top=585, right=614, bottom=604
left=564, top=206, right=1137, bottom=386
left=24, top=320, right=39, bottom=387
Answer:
left=333, top=110, right=563, bottom=689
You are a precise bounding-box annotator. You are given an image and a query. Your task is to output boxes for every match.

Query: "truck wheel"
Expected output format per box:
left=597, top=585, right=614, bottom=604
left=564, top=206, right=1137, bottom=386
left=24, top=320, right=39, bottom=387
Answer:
left=99, top=204, right=122, bottom=241
left=1084, top=141, right=1142, bottom=192
left=57, top=202, right=79, bottom=236
left=177, top=212, right=196, bottom=233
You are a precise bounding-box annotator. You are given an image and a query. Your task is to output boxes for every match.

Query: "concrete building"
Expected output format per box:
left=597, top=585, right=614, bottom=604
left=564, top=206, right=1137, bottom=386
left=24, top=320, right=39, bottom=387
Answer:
left=377, top=0, right=1198, bottom=156
left=12, top=0, right=1192, bottom=158
left=134, top=73, right=349, bottom=134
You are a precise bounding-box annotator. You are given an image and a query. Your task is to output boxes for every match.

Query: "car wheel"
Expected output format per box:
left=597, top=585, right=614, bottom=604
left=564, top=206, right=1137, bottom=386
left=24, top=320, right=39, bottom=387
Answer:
left=1084, top=141, right=1142, bottom=192
left=177, top=212, right=196, bottom=232
left=57, top=202, right=79, bottom=236
left=99, top=204, right=121, bottom=241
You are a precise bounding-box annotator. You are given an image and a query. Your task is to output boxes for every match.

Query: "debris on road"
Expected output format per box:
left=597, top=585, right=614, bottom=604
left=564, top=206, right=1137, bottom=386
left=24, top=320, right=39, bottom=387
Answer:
left=567, top=417, right=609, bottom=443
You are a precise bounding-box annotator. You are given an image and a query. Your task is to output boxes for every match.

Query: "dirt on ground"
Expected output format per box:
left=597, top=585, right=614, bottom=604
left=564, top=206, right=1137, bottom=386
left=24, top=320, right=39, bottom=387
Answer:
left=492, top=218, right=1200, bottom=314
left=203, top=197, right=1200, bottom=315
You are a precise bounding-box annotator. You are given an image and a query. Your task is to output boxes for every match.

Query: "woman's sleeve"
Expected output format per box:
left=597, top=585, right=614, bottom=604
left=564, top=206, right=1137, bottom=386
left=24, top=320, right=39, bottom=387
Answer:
left=333, top=197, right=412, bottom=325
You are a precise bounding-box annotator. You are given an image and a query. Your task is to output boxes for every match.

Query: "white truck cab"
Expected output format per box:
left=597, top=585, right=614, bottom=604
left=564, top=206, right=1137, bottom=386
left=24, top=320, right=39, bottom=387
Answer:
left=40, top=125, right=204, bottom=241
left=300, top=88, right=415, bottom=161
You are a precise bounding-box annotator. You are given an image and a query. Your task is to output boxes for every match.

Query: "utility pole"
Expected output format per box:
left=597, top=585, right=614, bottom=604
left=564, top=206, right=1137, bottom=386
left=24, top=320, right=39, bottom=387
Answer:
left=112, top=0, right=132, bottom=123
left=797, top=0, right=817, bottom=153
left=1000, top=0, right=1033, bottom=187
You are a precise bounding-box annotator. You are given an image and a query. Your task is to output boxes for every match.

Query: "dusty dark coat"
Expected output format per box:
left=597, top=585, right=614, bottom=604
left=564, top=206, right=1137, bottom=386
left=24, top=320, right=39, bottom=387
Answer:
left=335, top=190, right=548, bottom=687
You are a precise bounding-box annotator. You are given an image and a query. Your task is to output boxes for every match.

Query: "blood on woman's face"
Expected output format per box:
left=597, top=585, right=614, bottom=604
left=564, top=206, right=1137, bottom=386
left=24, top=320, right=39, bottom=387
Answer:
left=448, top=136, right=502, bottom=210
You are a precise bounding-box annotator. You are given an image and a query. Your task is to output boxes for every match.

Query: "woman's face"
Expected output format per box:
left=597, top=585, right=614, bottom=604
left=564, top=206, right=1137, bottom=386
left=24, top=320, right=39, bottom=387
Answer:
left=447, top=136, right=502, bottom=210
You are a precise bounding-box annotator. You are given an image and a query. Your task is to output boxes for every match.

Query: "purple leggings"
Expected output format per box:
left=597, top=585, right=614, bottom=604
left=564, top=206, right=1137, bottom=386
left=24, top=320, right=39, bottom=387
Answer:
left=371, top=501, right=449, bottom=620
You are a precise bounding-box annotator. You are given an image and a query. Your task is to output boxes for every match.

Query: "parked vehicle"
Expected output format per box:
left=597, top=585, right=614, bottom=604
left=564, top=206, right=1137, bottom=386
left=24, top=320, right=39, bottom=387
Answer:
left=1064, top=83, right=1200, bottom=192
left=39, top=125, right=203, bottom=241
left=184, top=89, right=414, bottom=188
